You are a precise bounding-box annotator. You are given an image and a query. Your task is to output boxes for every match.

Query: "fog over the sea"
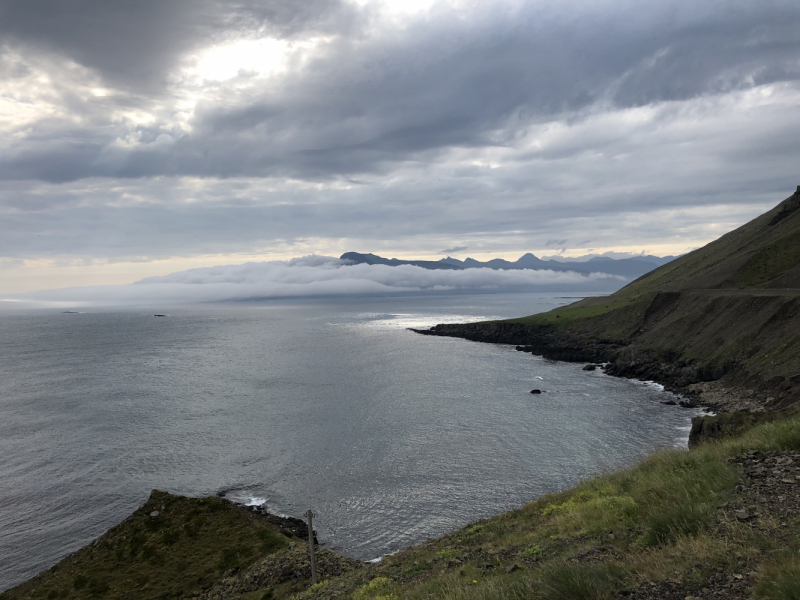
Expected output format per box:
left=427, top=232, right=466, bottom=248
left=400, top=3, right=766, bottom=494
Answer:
left=1, top=0, right=799, bottom=292
left=3, top=257, right=623, bottom=306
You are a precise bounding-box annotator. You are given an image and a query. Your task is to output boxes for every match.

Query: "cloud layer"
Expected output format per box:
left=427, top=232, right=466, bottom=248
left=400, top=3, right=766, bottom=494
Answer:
left=7, top=256, right=623, bottom=306
left=1, top=0, right=799, bottom=290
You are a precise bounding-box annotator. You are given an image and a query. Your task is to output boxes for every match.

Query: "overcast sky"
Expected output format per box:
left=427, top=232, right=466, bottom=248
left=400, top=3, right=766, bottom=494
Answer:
left=1, top=0, right=799, bottom=293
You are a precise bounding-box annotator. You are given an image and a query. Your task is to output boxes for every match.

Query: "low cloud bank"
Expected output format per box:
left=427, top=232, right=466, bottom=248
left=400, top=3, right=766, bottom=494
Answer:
left=8, top=256, right=625, bottom=307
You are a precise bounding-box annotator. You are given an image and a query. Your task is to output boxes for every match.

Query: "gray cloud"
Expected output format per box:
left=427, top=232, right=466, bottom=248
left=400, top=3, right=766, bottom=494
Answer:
left=440, top=246, right=468, bottom=254
left=0, top=0, right=799, bottom=288
left=0, top=0, right=351, bottom=93
left=2, top=1, right=799, bottom=182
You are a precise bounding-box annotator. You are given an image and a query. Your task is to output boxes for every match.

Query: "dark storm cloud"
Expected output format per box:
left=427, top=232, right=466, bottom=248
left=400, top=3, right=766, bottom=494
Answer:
left=0, top=0, right=351, bottom=92
left=1, top=0, right=799, bottom=183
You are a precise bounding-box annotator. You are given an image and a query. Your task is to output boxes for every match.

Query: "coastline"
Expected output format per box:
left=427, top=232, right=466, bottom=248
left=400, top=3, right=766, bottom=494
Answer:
left=410, top=321, right=754, bottom=414
left=410, top=320, right=777, bottom=449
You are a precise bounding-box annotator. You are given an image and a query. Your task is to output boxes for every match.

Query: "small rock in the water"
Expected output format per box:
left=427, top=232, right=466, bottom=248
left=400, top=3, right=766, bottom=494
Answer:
left=154, top=314, right=167, bottom=317
left=150, top=511, right=160, bottom=518
left=661, top=400, right=677, bottom=405
left=582, top=364, right=596, bottom=371
left=734, top=509, right=750, bottom=521
left=530, top=389, right=543, bottom=394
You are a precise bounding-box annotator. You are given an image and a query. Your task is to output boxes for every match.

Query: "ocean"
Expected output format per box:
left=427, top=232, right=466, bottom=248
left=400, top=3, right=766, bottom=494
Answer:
left=0, top=292, right=699, bottom=590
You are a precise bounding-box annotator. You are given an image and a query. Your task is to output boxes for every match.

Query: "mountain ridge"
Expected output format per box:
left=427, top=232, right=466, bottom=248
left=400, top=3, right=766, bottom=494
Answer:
left=341, top=250, right=676, bottom=279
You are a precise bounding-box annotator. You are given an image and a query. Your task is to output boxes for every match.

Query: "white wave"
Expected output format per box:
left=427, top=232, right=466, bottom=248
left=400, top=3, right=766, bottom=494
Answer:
left=642, top=381, right=666, bottom=391
left=243, top=496, right=268, bottom=506
left=6, top=254, right=625, bottom=307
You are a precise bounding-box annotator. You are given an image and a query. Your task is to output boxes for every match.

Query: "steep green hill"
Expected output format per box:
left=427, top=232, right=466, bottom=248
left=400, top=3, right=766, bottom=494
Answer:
left=613, top=185, right=800, bottom=295
left=497, top=187, right=800, bottom=409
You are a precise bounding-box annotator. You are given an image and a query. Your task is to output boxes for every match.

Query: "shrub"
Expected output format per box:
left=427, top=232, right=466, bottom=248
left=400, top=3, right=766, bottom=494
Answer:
left=756, top=558, right=800, bottom=600
left=162, top=529, right=180, bottom=545
left=72, top=575, right=88, bottom=591
left=642, top=502, right=709, bottom=546
left=539, top=564, right=621, bottom=600
left=354, top=577, right=395, bottom=599
left=521, top=544, right=542, bottom=558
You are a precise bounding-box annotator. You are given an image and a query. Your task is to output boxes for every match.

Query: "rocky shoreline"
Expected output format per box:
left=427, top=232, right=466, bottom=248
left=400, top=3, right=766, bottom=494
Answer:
left=411, top=321, right=769, bottom=447
left=243, top=504, right=319, bottom=544
left=411, top=322, right=744, bottom=409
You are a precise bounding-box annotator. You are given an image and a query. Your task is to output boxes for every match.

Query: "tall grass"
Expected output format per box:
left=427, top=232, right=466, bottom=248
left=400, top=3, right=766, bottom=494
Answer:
left=303, top=416, right=800, bottom=600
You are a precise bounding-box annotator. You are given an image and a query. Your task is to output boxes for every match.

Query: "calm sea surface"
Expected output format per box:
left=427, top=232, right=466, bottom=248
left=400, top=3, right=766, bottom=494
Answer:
left=0, top=293, right=698, bottom=590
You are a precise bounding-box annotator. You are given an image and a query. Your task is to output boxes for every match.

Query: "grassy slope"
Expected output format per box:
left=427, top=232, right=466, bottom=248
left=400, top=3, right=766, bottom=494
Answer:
left=295, top=414, right=800, bottom=600
left=1, top=491, right=289, bottom=600
left=500, top=189, right=800, bottom=389
left=511, top=188, right=800, bottom=326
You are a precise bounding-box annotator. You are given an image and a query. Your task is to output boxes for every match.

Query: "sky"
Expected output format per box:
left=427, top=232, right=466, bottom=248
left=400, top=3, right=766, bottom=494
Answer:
left=1, top=0, right=799, bottom=294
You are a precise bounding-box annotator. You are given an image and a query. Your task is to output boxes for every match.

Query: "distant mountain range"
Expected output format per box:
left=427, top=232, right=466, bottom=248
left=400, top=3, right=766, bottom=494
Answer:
left=340, top=252, right=676, bottom=278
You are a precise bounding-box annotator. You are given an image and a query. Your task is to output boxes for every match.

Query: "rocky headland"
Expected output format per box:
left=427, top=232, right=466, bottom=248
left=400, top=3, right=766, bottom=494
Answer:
left=416, top=187, right=800, bottom=448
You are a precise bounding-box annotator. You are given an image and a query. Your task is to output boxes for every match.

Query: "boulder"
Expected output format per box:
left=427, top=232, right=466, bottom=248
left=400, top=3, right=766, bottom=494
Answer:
left=688, top=412, right=767, bottom=448
left=582, top=364, right=596, bottom=371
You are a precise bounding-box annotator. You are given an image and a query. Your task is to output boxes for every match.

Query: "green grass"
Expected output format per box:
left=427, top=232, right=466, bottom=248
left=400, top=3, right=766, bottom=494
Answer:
left=735, top=231, right=800, bottom=288
left=500, top=297, right=633, bottom=327
left=756, top=555, right=800, bottom=600
left=296, top=415, right=800, bottom=600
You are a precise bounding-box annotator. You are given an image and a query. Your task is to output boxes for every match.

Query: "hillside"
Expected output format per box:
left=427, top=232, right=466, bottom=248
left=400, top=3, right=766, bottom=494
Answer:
left=419, top=187, right=800, bottom=412
left=1, top=491, right=360, bottom=600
